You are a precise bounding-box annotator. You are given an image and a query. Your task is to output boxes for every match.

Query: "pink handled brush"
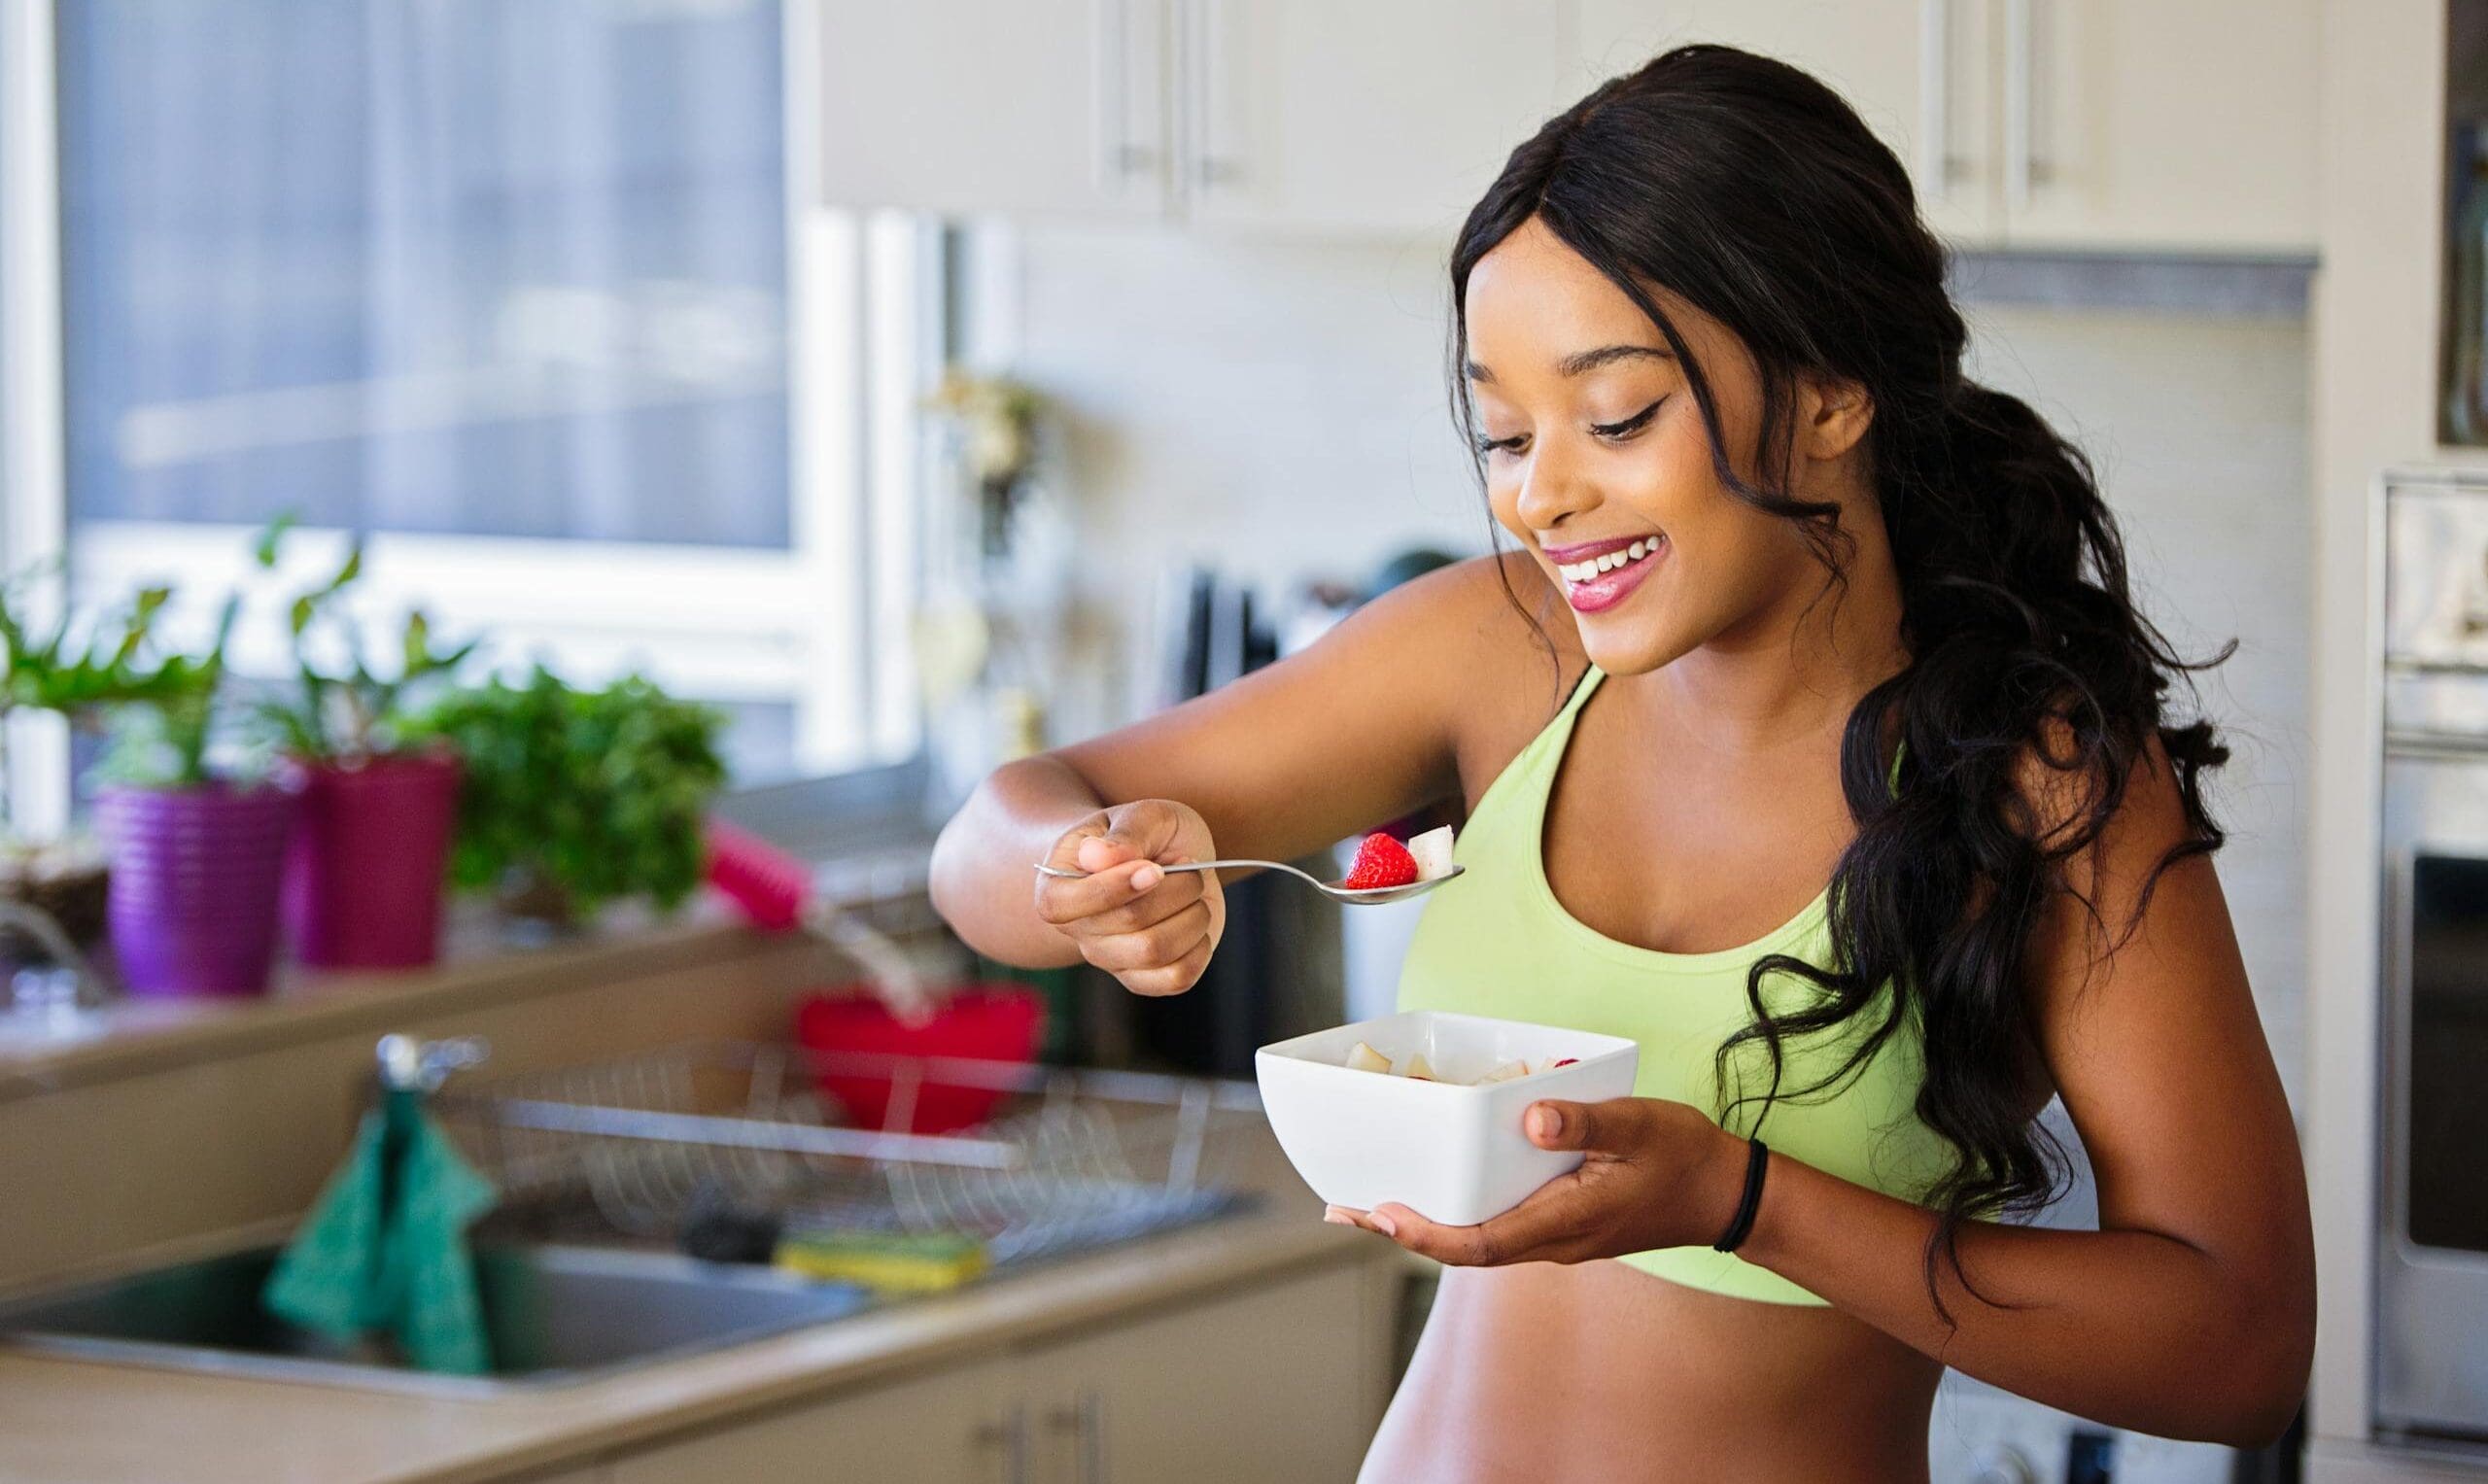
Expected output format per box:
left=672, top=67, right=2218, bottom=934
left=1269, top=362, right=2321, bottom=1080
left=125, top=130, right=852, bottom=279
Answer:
left=705, top=819, right=936, bottom=1025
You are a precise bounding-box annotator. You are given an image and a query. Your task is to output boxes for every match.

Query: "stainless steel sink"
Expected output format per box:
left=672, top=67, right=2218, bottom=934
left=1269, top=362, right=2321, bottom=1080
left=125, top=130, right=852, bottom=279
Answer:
left=0, top=1244, right=874, bottom=1397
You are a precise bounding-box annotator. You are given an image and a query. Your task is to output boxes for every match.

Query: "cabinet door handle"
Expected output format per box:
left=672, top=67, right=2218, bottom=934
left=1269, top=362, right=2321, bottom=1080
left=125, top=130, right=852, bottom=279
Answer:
left=1096, top=0, right=1157, bottom=183
left=1916, top=0, right=1971, bottom=195
left=975, top=1405, right=1031, bottom=1484
left=2003, top=0, right=2044, bottom=211
left=1188, top=0, right=1243, bottom=189
left=1045, top=1388, right=1107, bottom=1484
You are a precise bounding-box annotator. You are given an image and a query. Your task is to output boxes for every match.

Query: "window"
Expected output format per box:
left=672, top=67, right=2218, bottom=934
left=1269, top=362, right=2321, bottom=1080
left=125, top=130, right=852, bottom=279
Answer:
left=4, top=0, right=928, bottom=818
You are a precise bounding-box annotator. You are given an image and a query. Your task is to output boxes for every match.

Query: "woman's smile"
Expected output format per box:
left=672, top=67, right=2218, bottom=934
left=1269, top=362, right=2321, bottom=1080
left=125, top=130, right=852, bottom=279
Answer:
left=1545, top=533, right=1668, bottom=613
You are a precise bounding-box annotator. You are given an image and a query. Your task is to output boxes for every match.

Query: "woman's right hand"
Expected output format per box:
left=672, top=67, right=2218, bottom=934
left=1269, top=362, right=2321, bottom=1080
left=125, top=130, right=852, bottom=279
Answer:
left=1035, top=799, right=1226, bottom=996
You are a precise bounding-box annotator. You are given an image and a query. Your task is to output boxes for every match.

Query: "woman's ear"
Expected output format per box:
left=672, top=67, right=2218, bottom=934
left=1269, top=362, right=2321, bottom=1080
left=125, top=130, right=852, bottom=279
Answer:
left=1799, top=375, right=1875, bottom=462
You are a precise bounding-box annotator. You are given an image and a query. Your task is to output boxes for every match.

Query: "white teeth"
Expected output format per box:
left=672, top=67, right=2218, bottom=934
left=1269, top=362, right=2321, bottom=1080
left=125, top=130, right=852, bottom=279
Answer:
left=1556, top=539, right=1662, bottom=585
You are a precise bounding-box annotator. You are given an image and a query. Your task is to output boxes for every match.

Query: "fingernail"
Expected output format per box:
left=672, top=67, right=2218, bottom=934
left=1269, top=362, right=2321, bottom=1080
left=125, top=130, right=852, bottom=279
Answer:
left=1132, top=863, right=1161, bottom=890
left=1529, top=1104, right=1563, bottom=1142
left=1367, top=1212, right=1398, bottom=1237
left=1322, top=1208, right=1352, bottom=1226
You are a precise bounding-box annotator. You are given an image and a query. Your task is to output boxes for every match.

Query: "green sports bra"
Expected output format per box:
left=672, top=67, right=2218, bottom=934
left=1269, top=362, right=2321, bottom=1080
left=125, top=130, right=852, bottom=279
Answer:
left=1395, top=667, right=1953, bottom=1305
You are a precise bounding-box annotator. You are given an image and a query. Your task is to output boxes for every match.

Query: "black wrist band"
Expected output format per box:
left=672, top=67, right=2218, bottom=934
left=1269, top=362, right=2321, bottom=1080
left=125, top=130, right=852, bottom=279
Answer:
left=1711, top=1137, right=1770, bottom=1253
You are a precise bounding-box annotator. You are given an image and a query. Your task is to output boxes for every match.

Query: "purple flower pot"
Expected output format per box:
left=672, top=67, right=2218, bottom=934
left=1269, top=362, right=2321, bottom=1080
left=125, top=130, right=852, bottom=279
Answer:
left=99, top=781, right=298, bottom=999
left=281, top=751, right=461, bottom=971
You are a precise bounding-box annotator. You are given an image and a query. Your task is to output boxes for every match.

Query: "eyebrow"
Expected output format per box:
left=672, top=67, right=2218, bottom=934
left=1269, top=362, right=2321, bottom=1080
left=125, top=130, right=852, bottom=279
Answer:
left=1464, top=343, right=1676, bottom=385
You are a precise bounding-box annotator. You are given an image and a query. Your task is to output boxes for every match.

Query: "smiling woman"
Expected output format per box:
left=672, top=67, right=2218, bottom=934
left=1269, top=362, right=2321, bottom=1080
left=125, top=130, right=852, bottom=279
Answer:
left=931, top=42, right=2313, bottom=1484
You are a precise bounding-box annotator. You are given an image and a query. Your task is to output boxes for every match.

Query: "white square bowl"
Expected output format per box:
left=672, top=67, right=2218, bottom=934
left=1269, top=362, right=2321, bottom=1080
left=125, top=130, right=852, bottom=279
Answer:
left=1254, top=1011, right=1641, bottom=1227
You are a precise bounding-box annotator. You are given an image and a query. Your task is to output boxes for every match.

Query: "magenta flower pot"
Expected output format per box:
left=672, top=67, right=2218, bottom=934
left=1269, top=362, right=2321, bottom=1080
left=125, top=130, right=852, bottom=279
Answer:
left=281, top=751, right=461, bottom=971
left=99, top=781, right=298, bottom=999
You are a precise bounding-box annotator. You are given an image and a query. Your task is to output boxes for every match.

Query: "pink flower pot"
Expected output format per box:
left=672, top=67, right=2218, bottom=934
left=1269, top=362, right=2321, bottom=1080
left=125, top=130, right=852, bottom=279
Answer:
left=99, top=781, right=298, bottom=998
left=281, top=751, right=461, bottom=971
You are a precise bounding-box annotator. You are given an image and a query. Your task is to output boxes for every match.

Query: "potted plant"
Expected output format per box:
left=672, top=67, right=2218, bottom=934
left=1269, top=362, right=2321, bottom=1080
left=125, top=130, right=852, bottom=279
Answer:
left=253, top=523, right=477, bottom=970
left=90, top=593, right=298, bottom=998
left=407, top=667, right=725, bottom=933
left=0, top=574, right=187, bottom=973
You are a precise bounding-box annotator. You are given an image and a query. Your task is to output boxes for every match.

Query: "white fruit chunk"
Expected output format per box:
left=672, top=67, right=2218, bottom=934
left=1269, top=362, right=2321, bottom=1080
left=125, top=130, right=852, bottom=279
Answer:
left=1405, top=825, right=1457, bottom=881
left=1345, top=1041, right=1391, bottom=1073
left=1400, top=1053, right=1437, bottom=1081
left=1475, top=1059, right=1529, bottom=1085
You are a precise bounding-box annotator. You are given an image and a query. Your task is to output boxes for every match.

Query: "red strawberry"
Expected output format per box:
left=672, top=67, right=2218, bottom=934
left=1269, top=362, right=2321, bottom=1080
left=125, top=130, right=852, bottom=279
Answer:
left=1343, top=833, right=1419, bottom=890
left=1552, top=1057, right=1577, bottom=1068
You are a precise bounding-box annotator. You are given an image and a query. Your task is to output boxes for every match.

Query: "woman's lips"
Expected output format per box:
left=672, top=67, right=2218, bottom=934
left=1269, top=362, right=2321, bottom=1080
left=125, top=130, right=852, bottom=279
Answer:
left=1556, top=538, right=1663, bottom=613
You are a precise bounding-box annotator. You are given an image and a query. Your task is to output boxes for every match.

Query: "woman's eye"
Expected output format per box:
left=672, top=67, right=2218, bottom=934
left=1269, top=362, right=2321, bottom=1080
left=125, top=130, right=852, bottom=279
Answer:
left=1590, top=398, right=1665, bottom=441
left=1473, top=432, right=1530, bottom=458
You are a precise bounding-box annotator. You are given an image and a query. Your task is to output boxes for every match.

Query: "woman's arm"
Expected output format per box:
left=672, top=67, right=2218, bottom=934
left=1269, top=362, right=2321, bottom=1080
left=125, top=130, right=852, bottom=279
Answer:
left=930, top=554, right=1554, bottom=972
left=1731, top=744, right=2312, bottom=1443
left=1341, top=742, right=2314, bottom=1447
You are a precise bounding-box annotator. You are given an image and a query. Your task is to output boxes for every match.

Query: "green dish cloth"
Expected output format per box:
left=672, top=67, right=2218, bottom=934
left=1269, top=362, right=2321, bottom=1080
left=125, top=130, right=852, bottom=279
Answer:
left=262, top=1087, right=499, bottom=1375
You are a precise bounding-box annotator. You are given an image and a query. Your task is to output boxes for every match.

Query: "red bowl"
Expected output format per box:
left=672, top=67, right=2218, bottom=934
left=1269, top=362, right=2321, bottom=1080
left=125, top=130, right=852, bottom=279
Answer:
left=793, top=984, right=1047, bottom=1134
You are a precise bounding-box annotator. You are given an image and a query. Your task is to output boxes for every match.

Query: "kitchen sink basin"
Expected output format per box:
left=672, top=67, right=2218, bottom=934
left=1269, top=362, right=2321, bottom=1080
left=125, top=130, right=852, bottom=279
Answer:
left=0, top=1244, right=873, bottom=1397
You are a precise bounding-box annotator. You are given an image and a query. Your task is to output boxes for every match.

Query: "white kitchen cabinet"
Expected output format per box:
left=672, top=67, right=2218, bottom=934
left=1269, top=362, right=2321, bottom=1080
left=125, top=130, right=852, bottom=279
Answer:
left=1574, top=0, right=2000, bottom=244
left=812, top=0, right=1575, bottom=237
left=812, top=1, right=1174, bottom=220
left=1573, top=0, right=2315, bottom=255
left=605, top=1357, right=1019, bottom=1483
left=1014, top=1261, right=1390, bottom=1484
left=600, top=1258, right=1395, bottom=1483
left=1994, top=0, right=2318, bottom=252
left=1180, top=0, right=1581, bottom=237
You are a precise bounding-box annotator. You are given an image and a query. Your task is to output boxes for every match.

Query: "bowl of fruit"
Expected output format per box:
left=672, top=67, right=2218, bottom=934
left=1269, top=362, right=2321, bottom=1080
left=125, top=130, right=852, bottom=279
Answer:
left=1254, top=1010, right=1639, bottom=1225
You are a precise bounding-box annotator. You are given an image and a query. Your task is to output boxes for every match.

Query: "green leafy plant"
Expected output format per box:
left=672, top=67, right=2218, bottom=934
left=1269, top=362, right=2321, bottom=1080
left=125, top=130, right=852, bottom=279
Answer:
left=0, top=560, right=241, bottom=790
left=0, top=569, right=206, bottom=722
left=0, top=569, right=211, bottom=954
left=88, top=593, right=244, bottom=789
left=250, top=518, right=477, bottom=763
left=406, top=667, right=726, bottom=925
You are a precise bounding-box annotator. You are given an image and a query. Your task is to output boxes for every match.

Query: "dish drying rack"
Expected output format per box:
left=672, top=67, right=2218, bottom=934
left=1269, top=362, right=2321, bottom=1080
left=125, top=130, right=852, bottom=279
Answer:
left=431, top=1043, right=1267, bottom=1270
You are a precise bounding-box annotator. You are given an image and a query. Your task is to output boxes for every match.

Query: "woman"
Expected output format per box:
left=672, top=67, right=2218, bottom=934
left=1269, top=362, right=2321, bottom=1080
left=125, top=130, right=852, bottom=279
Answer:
left=930, top=44, right=2313, bottom=1483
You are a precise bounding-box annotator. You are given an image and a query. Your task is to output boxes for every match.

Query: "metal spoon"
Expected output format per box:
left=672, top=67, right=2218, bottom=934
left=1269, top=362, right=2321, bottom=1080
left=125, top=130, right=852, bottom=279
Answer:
left=1032, top=858, right=1464, bottom=906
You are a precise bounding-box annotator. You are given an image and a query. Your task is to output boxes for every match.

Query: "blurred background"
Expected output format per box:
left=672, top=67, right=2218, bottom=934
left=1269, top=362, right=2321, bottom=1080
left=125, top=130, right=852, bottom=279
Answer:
left=0, top=2, right=2462, bottom=1482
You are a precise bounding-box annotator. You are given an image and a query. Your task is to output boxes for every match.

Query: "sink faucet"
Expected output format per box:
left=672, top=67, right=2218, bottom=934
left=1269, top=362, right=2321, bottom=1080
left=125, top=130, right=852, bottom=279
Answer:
left=375, top=1033, right=490, bottom=1093
left=0, top=899, right=108, bottom=1021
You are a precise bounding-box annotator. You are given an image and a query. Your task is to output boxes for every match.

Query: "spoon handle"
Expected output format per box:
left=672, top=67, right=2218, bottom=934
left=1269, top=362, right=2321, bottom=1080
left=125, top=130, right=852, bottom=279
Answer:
left=1032, top=857, right=1316, bottom=882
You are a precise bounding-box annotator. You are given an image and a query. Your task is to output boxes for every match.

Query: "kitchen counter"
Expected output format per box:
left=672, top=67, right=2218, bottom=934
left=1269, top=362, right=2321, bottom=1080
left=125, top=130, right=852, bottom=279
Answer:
left=0, top=1153, right=1379, bottom=1484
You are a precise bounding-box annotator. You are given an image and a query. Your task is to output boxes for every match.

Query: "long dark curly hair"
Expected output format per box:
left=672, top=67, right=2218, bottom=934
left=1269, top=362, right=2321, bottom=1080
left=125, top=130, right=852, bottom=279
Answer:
left=1449, top=44, right=2229, bottom=1319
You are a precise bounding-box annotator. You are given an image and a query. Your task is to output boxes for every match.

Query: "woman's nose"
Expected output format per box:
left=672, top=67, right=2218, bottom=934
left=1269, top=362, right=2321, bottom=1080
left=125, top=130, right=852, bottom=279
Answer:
left=1515, top=438, right=1600, bottom=532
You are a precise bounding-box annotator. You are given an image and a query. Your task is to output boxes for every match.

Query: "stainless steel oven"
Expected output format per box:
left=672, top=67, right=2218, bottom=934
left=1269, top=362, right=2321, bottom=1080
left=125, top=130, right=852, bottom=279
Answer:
left=2376, top=471, right=2488, bottom=1445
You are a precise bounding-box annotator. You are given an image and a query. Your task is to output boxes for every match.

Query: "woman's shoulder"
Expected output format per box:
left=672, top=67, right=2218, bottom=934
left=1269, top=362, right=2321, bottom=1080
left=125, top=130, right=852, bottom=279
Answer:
left=1358, top=549, right=1589, bottom=807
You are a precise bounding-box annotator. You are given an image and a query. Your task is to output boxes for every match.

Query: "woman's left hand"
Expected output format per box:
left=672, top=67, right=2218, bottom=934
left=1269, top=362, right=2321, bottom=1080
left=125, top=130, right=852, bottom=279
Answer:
left=1325, top=1097, right=1751, bottom=1266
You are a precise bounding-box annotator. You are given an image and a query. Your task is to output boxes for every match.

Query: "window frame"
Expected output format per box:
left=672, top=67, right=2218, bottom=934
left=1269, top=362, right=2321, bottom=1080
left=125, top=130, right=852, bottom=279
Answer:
left=2, top=0, right=940, bottom=836
left=0, top=0, right=930, bottom=824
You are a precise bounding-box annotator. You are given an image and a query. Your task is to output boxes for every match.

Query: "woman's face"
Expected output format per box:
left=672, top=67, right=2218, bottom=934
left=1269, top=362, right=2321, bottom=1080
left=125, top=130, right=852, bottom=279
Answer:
left=1463, top=217, right=1865, bottom=678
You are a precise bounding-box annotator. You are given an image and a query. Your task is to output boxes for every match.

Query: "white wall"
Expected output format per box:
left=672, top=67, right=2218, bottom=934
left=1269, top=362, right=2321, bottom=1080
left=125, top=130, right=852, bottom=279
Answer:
left=1010, top=226, right=2312, bottom=1097
left=1965, top=303, right=2313, bottom=1104
left=1008, top=224, right=1491, bottom=730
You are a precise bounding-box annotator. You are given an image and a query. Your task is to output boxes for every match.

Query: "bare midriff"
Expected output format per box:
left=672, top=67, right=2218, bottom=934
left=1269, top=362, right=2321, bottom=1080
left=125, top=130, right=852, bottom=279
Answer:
left=1362, top=1261, right=1942, bottom=1484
